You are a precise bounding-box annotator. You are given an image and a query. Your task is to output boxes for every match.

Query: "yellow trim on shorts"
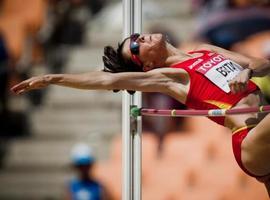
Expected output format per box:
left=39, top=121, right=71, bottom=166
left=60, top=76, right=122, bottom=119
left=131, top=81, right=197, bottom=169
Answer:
left=232, top=124, right=257, bottom=135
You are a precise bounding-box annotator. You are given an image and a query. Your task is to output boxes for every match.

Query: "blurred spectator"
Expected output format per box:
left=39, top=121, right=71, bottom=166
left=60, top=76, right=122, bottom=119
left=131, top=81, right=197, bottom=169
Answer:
left=0, top=0, right=108, bottom=138
left=65, top=143, right=111, bottom=200
left=86, top=0, right=107, bottom=16
left=231, top=31, right=270, bottom=58
left=44, top=0, right=107, bottom=74
left=0, top=0, right=47, bottom=138
left=192, top=0, right=270, bottom=49
left=0, top=35, right=9, bottom=115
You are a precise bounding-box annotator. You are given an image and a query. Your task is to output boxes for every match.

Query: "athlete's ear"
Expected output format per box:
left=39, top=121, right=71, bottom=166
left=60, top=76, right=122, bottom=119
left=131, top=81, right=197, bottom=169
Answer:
left=143, top=62, right=154, bottom=72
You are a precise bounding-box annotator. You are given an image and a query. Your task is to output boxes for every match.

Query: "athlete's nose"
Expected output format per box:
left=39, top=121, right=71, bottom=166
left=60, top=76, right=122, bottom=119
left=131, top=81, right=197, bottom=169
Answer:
left=138, top=35, right=145, bottom=43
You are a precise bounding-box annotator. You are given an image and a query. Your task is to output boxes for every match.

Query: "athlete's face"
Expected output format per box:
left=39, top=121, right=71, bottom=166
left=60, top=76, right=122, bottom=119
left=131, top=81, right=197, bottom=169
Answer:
left=122, top=33, right=168, bottom=72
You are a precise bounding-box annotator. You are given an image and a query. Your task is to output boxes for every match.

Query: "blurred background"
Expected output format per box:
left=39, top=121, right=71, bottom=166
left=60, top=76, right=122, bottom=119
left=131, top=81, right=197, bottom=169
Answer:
left=1, top=0, right=270, bottom=199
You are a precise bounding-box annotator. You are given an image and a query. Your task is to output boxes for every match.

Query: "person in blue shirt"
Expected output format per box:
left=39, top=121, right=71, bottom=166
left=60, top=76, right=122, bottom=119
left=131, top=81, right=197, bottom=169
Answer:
left=65, top=143, right=111, bottom=200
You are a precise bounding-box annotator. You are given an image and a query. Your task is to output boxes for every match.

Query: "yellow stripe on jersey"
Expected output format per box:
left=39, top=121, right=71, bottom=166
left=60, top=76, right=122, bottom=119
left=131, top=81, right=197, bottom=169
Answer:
left=204, top=100, right=232, bottom=109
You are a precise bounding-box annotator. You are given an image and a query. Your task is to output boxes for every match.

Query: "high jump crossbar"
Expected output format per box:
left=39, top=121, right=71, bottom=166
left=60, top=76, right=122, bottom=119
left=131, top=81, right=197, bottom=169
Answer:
left=122, top=1, right=142, bottom=200
left=130, top=105, right=270, bottom=118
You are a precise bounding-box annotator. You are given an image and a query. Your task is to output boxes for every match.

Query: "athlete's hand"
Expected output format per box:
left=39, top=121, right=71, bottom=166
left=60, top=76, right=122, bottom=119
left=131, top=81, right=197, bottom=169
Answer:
left=229, top=68, right=252, bottom=94
left=11, top=76, right=50, bottom=95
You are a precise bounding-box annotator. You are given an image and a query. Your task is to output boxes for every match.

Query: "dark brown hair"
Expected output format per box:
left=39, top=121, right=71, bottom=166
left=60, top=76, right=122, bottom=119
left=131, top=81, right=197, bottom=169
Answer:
left=102, top=38, right=142, bottom=94
left=102, top=38, right=143, bottom=73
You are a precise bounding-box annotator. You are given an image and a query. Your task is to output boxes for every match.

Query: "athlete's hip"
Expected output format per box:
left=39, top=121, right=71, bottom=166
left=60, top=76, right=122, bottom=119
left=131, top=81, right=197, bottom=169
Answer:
left=224, top=91, right=267, bottom=132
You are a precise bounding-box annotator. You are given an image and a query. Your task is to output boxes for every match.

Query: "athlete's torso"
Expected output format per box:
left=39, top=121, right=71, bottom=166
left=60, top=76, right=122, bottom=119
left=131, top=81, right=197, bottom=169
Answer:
left=170, top=50, right=259, bottom=126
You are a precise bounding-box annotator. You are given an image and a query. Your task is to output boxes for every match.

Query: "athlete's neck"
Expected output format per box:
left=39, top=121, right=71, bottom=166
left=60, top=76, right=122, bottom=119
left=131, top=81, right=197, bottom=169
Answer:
left=164, top=43, right=191, bottom=67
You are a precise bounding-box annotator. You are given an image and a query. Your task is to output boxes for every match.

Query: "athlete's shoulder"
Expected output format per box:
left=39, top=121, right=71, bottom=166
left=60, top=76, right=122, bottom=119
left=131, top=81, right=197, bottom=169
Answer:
left=150, top=67, right=188, bottom=76
left=192, top=43, right=215, bottom=52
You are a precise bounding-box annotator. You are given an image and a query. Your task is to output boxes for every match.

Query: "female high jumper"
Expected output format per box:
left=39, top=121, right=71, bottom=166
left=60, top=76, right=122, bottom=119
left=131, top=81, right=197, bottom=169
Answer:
left=11, top=33, right=270, bottom=196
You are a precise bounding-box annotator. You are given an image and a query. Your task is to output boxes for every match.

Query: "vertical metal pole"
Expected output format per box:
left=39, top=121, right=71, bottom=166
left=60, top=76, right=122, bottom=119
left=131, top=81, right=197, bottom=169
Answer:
left=122, top=0, right=132, bottom=199
left=122, top=0, right=142, bottom=200
left=133, top=1, right=142, bottom=200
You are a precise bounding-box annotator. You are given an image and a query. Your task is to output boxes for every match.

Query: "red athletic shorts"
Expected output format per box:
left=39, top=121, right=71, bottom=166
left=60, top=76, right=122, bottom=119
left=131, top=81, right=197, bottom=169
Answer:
left=232, top=125, right=270, bottom=182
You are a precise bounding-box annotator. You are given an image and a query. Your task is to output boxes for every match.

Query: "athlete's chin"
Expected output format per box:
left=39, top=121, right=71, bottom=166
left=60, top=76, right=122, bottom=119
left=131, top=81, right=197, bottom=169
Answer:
left=157, top=33, right=165, bottom=42
left=151, top=34, right=166, bottom=49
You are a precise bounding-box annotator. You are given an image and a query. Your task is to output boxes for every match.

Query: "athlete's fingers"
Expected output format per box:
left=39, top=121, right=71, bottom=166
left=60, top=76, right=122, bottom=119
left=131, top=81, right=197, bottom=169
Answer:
left=11, top=80, right=32, bottom=94
left=230, top=83, right=238, bottom=94
left=229, top=82, right=233, bottom=93
left=229, top=81, right=237, bottom=93
left=237, top=83, right=246, bottom=93
left=11, top=81, right=28, bottom=91
left=234, top=83, right=241, bottom=93
left=17, top=84, right=38, bottom=94
left=229, top=77, right=248, bottom=93
left=241, top=82, right=248, bottom=91
left=236, top=82, right=245, bottom=93
left=231, top=88, right=236, bottom=94
left=239, top=83, right=248, bottom=93
left=11, top=76, right=47, bottom=95
left=17, top=89, right=26, bottom=95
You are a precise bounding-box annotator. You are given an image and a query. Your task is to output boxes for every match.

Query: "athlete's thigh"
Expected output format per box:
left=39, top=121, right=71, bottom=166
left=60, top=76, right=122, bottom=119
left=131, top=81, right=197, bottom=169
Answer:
left=245, top=113, right=270, bottom=144
left=233, top=113, right=270, bottom=175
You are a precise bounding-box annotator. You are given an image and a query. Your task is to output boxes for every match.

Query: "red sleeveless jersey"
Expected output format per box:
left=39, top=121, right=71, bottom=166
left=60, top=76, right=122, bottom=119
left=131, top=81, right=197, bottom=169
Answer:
left=170, top=50, right=259, bottom=125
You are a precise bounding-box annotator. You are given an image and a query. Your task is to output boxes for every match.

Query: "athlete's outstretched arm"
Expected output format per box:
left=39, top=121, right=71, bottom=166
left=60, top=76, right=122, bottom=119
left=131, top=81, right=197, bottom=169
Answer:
left=11, top=68, right=187, bottom=99
left=11, top=71, right=161, bottom=94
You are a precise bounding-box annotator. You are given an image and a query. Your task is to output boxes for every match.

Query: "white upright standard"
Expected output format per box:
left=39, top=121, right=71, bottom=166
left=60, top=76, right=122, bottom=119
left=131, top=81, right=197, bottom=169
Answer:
left=122, top=0, right=142, bottom=200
